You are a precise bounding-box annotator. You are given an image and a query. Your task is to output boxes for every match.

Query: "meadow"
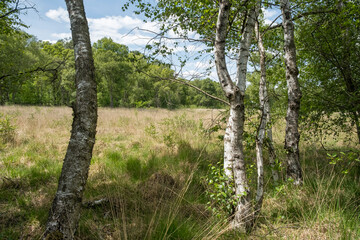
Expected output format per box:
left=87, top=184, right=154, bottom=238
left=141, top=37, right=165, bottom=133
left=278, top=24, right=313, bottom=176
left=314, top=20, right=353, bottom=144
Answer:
left=0, top=106, right=359, bottom=239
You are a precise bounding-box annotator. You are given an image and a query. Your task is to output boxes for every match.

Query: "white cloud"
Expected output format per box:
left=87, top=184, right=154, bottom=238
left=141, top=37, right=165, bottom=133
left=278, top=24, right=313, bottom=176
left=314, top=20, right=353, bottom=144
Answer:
left=45, top=9, right=160, bottom=46
left=44, top=8, right=205, bottom=55
left=263, top=8, right=280, bottom=25
left=45, top=7, right=69, bottom=23
left=91, top=31, right=154, bottom=46
left=42, top=40, right=58, bottom=44
left=195, top=62, right=208, bottom=69
left=181, top=70, right=205, bottom=79
left=51, top=32, right=71, bottom=39
left=87, top=15, right=159, bottom=45
left=88, top=16, right=142, bottom=32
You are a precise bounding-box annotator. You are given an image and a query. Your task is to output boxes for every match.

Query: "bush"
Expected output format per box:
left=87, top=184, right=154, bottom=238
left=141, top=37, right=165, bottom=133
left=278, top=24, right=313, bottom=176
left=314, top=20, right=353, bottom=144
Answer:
left=205, top=162, right=237, bottom=218
left=0, top=114, right=16, bottom=144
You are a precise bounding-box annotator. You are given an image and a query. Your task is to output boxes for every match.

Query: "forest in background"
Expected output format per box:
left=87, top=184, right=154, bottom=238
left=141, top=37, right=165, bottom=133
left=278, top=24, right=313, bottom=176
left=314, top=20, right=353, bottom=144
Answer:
left=0, top=34, right=225, bottom=109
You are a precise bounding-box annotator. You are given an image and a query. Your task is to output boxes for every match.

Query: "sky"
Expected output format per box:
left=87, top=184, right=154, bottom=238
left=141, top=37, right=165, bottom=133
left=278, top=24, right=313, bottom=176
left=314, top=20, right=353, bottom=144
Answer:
left=21, top=0, right=160, bottom=46
left=20, top=0, right=281, bottom=80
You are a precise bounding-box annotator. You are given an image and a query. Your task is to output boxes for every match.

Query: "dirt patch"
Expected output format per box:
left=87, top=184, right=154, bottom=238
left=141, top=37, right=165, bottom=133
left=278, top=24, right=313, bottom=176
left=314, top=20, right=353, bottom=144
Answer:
left=140, top=172, right=178, bottom=202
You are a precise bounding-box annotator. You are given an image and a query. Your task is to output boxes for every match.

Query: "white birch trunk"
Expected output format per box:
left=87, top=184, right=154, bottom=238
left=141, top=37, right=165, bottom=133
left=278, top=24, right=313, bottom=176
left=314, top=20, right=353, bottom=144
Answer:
left=215, top=0, right=252, bottom=232
left=236, top=7, right=256, bottom=94
left=281, top=0, right=303, bottom=185
left=232, top=4, right=256, bottom=231
left=254, top=18, right=265, bottom=217
left=43, top=0, right=97, bottom=239
left=255, top=17, right=279, bottom=186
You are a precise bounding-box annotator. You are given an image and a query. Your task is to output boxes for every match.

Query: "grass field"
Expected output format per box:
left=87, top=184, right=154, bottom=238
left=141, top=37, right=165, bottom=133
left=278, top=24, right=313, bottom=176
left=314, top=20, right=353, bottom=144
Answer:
left=0, top=106, right=359, bottom=239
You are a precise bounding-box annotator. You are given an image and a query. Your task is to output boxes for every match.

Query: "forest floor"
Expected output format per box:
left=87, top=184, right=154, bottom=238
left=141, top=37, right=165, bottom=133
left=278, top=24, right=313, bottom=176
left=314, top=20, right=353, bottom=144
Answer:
left=0, top=106, right=359, bottom=239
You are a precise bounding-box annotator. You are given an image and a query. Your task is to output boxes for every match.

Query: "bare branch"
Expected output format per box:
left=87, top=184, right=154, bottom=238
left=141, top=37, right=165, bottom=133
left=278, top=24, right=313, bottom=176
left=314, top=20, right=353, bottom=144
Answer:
left=165, top=77, right=229, bottom=106
left=0, top=0, right=36, bottom=19
left=132, top=63, right=229, bottom=106
left=266, top=9, right=336, bottom=31
left=0, top=58, right=68, bottom=82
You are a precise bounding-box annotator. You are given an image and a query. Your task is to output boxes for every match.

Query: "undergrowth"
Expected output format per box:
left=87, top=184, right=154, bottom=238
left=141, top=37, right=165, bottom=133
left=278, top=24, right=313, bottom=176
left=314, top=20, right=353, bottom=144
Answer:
left=0, top=106, right=359, bottom=239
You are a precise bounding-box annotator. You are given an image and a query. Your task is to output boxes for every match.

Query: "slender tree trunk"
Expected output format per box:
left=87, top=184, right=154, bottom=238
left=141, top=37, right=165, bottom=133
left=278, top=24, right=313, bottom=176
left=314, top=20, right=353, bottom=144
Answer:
left=255, top=17, right=279, bottom=186
left=215, top=0, right=252, bottom=232
left=266, top=121, right=279, bottom=183
left=227, top=95, right=252, bottom=230
left=108, top=78, right=114, bottom=108
left=281, top=0, right=303, bottom=185
left=254, top=18, right=265, bottom=218
left=233, top=3, right=256, bottom=230
left=43, top=0, right=97, bottom=239
left=353, top=111, right=360, bottom=144
left=11, top=87, right=17, bottom=103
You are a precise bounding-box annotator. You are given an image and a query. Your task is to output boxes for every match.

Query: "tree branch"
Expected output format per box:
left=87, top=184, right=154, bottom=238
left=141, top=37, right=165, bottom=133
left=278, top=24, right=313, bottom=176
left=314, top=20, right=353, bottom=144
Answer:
left=266, top=9, right=336, bottom=31
left=0, top=0, right=36, bottom=19
left=0, top=58, right=67, bottom=82
left=132, top=62, right=229, bottom=106
left=164, top=77, right=230, bottom=106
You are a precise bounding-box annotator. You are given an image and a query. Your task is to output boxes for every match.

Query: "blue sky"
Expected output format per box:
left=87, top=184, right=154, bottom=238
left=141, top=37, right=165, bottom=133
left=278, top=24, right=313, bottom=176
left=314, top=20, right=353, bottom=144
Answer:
left=20, top=0, right=280, bottom=80
left=21, top=0, right=159, bottom=46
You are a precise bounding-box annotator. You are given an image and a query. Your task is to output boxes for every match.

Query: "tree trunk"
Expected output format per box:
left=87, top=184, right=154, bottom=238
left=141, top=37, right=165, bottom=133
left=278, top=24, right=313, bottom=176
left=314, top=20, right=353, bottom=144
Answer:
left=215, top=0, right=253, bottom=232
left=43, top=0, right=97, bottom=239
left=353, top=111, right=360, bottom=144
left=266, top=122, right=279, bottom=183
left=254, top=18, right=265, bottom=218
left=281, top=0, right=303, bottom=185
left=233, top=4, right=256, bottom=231
left=108, top=78, right=114, bottom=108
left=255, top=17, right=279, bottom=186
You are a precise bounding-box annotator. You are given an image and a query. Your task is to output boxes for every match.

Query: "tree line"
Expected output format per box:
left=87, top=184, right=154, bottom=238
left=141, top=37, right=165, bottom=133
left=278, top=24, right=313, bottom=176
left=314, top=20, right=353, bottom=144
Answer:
left=0, top=33, right=225, bottom=108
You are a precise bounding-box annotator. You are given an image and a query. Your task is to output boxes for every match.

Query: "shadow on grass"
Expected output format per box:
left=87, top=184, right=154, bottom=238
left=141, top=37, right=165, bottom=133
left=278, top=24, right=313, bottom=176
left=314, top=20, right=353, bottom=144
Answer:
left=78, top=140, right=222, bottom=240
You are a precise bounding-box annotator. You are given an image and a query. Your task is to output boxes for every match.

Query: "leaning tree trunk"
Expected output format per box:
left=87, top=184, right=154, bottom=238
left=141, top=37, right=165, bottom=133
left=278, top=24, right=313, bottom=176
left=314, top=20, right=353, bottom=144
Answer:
left=215, top=0, right=252, bottom=232
left=43, top=0, right=97, bottom=239
left=281, top=0, right=303, bottom=185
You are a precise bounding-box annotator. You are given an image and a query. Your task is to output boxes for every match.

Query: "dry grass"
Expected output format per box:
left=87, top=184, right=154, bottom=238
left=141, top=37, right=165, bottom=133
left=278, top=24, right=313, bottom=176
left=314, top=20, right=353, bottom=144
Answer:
left=0, top=106, right=358, bottom=239
left=0, top=106, right=225, bottom=239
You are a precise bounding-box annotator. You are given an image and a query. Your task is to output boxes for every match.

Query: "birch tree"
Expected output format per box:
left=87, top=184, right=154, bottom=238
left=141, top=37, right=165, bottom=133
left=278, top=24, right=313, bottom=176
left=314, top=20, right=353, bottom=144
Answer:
left=254, top=10, right=280, bottom=187
left=253, top=13, right=267, bottom=216
left=281, top=0, right=303, bottom=185
left=128, top=0, right=262, bottom=231
left=43, top=0, right=97, bottom=238
left=215, top=0, right=258, bottom=231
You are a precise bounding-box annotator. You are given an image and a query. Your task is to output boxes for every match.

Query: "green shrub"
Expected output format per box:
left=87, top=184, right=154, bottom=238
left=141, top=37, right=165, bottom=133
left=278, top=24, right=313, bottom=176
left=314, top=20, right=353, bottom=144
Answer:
left=204, top=162, right=237, bottom=218
left=0, top=114, right=16, bottom=144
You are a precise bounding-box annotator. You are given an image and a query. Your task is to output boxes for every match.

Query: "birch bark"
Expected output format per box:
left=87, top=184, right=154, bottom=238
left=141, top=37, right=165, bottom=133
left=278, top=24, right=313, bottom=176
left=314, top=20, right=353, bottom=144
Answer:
left=233, top=4, right=256, bottom=231
left=215, top=0, right=254, bottom=231
left=281, top=0, right=303, bottom=185
left=254, top=18, right=265, bottom=217
left=43, top=0, right=97, bottom=239
left=254, top=16, right=279, bottom=186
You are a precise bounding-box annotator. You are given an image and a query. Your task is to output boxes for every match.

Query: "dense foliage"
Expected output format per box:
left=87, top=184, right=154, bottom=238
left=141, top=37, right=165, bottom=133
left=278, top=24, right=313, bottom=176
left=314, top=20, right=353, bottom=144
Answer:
left=0, top=34, right=225, bottom=108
